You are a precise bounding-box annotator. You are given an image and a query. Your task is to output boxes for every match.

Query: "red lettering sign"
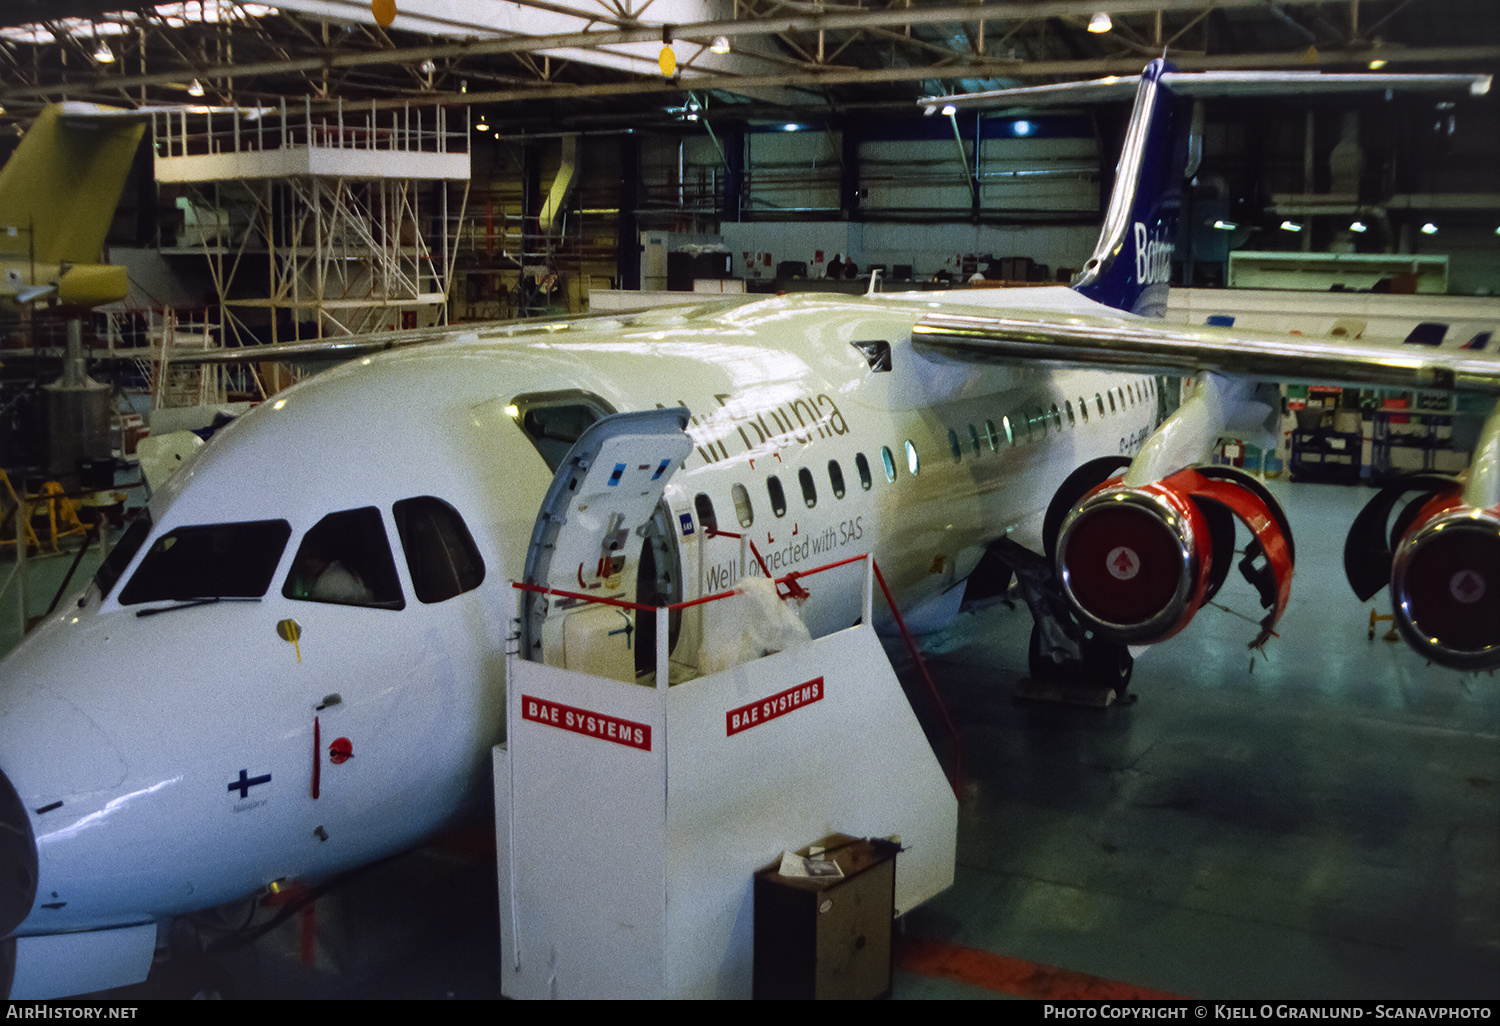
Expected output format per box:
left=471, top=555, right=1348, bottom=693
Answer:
left=725, top=677, right=824, bottom=736
left=522, top=695, right=652, bottom=751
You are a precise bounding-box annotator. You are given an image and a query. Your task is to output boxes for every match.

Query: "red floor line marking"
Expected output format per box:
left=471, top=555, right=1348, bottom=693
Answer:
left=896, top=936, right=1189, bottom=1001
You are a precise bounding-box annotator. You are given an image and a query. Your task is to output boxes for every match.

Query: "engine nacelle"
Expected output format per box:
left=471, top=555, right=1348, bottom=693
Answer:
left=1390, top=495, right=1500, bottom=671
left=1057, top=476, right=1210, bottom=644
left=1056, top=466, right=1294, bottom=647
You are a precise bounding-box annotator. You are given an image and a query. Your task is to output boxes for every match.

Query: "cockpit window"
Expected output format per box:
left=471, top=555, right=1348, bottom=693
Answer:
left=393, top=497, right=485, bottom=604
left=118, top=519, right=291, bottom=605
left=94, top=510, right=153, bottom=601
left=284, top=507, right=405, bottom=609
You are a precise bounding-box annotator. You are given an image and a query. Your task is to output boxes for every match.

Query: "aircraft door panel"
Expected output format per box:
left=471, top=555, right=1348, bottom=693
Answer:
left=521, top=408, right=694, bottom=679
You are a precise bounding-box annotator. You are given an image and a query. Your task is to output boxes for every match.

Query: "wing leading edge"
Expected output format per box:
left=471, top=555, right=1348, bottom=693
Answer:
left=911, top=310, right=1500, bottom=397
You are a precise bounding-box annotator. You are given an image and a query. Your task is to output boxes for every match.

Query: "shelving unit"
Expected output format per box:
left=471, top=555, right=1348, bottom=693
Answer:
left=1290, top=429, right=1362, bottom=483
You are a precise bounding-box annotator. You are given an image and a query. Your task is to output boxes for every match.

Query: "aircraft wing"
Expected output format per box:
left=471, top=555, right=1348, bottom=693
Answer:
left=912, top=309, right=1500, bottom=396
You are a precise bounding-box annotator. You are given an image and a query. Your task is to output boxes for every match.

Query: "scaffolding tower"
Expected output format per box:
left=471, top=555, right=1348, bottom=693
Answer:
left=154, top=100, right=471, bottom=351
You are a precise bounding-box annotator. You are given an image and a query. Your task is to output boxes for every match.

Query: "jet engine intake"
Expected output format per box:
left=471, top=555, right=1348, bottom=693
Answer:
left=1344, top=476, right=1500, bottom=671
left=1056, top=466, right=1294, bottom=647
left=1391, top=494, right=1500, bottom=671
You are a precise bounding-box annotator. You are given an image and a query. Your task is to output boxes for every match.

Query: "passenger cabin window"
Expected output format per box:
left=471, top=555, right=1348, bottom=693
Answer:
left=120, top=519, right=291, bottom=606
left=984, top=421, right=999, bottom=451
left=393, top=496, right=485, bottom=604
left=1002, top=416, right=1015, bottom=445
left=798, top=468, right=817, bottom=508
left=1108, top=391, right=1116, bottom=413
left=732, top=483, right=754, bottom=527
left=905, top=440, right=920, bottom=475
left=767, top=476, right=787, bottom=517
left=1050, top=404, right=1063, bottom=431
left=1065, top=401, right=1075, bottom=426
left=694, top=493, right=718, bottom=534
left=854, top=453, right=873, bottom=490
left=1096, top=393, right=1106, bottom=416
left=1079, top=397, right=1089, bottom=423
left=881, top=446, right=896, bottom=482
left=828, top=460, right=846, bottom=499
left=968, top=425, right=981, bottom=455
left=948, top=429, right=962, bottom=463
left=284, top=507, right=405, bottom=609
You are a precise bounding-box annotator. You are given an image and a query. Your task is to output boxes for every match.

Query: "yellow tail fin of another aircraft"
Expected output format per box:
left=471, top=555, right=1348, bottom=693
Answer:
left=0, top=103, right=146, bottom=307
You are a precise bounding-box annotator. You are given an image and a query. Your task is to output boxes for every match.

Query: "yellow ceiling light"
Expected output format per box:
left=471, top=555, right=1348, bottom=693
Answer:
left=1088, top=12, right=1112, bottom=33
left=659, top=47, right=676, bottom=77
left=710, top=35, right=731, bottom=55
left=93, top=40, right=115, bottom=63
left=187, top=79, right=204, bottom=97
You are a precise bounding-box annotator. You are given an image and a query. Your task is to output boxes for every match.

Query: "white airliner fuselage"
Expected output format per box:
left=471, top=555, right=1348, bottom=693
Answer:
left=0, top=288, right=1159, bottom=944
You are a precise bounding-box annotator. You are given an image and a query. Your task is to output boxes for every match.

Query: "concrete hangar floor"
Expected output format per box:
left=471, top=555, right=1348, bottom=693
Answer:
left=13, top=478, right=1497, bottom=1000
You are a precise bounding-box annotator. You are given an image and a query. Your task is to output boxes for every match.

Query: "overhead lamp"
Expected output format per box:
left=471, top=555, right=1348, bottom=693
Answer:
left=1088, top=12, right=1112, bottom=33
left=475, top=115, right=489, bottom=132
left=187, top=79, right=204, bottom=97
left=1368, top=59, right=1388, bottom=70
left=1211, top=220, right=1239, bottom=231
left=1420, top=222, right=1438, bottom=235
left=93, top=40, right=115, bottom=63
left=1280, top=220, right=1303, bottom=232
left=1349, top=220, right=1368, bottom=233
left=941, top=104, right=957, bottom=117
left=710, top=35, right=731, bottom=55
left=782, top=123, right=801, bottom=132
left=419, top=59, right=436, bottom=75
left=659, top=26, right=676, bottom=77
left=1013, top=119, right=1033, bottom=136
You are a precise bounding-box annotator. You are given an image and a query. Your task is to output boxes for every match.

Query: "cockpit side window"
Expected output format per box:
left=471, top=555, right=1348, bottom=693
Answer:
left=284, top=507, right=405, bottom=610
left=392, top=496, right=485, bottom=604
left=94, top=510, right=153, bottom=601
left=119, top=519, right=291, bottom=605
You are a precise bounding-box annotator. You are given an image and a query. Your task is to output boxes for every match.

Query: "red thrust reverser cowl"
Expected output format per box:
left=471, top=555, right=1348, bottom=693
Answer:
left=1056, top=467, right=1294, bottom=647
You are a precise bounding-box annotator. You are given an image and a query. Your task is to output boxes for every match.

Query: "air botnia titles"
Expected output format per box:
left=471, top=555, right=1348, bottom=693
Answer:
left=1041, top=1007, right=1493, bottom=1020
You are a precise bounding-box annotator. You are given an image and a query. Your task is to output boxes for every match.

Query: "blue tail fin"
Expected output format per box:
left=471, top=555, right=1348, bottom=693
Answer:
left=1071, top=60, right=1192, bottom=318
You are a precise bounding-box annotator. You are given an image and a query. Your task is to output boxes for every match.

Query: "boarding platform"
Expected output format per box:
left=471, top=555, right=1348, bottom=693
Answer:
left=493, top=558, right=958, bottom=999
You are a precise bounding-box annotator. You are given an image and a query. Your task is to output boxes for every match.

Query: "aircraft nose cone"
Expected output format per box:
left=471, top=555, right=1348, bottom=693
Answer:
left=0, top=766, right=38, bottom=937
